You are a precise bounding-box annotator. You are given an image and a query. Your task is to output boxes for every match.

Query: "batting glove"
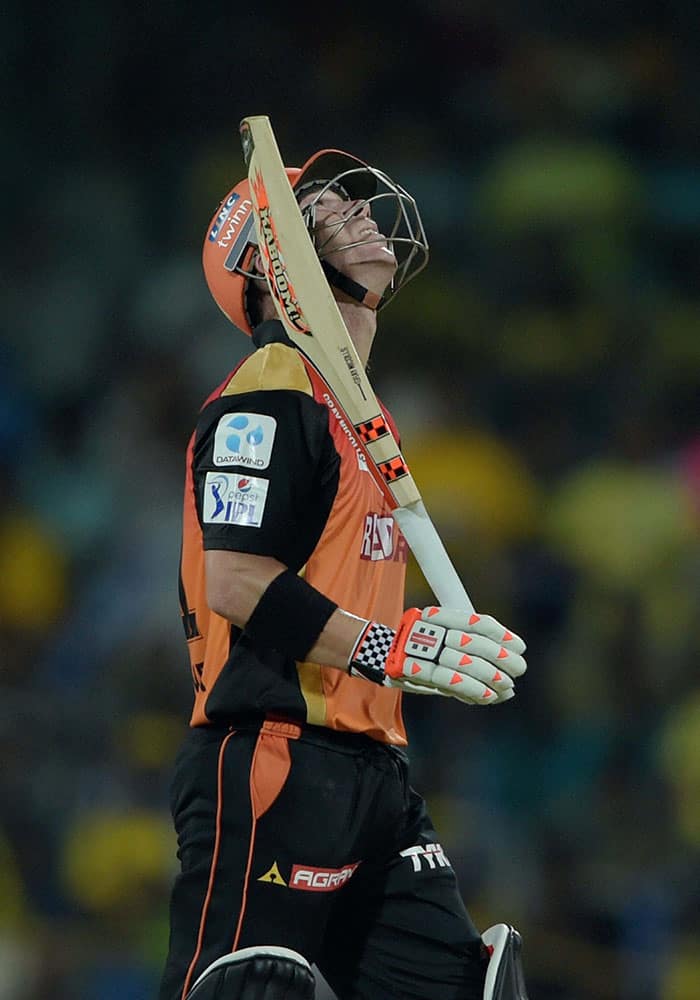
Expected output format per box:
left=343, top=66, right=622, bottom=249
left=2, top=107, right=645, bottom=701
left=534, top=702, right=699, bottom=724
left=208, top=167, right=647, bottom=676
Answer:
left=349, top=607, right=526, bottom=704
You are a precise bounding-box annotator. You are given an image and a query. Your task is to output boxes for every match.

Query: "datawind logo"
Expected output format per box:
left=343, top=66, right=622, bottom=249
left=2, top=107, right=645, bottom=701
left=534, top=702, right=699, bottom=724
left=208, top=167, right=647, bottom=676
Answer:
left=213, top=412, right=277, bottom=469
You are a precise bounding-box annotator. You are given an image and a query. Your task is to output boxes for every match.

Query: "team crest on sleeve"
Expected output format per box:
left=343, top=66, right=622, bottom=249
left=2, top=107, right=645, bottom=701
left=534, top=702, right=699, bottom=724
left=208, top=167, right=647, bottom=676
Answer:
left=213, top=412, right=277, bottom=469
left=202, top=472, right=269, bottom=528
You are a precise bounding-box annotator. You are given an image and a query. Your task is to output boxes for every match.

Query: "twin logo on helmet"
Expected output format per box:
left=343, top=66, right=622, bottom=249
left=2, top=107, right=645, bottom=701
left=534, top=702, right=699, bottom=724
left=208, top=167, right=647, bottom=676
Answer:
left=208, top=191, right=253, bottom=248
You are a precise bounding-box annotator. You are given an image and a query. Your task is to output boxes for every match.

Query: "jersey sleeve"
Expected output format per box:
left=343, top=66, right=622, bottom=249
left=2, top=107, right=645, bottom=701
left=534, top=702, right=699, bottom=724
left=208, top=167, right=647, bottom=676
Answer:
left=191, top=347, right=338, bottom=567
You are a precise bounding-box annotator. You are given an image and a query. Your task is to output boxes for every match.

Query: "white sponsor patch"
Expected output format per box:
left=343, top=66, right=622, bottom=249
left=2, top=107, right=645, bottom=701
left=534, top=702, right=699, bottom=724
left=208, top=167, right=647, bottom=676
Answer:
left=202, top=472, right=269, bottom=528
left=213, top=412, right=277, bottom=469
left=399, top=843, right=451, bottom=872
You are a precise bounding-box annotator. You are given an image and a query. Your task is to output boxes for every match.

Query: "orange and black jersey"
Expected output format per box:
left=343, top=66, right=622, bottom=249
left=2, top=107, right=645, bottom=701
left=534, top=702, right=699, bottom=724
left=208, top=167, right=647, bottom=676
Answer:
left=180, top=320, right=409, bottom=744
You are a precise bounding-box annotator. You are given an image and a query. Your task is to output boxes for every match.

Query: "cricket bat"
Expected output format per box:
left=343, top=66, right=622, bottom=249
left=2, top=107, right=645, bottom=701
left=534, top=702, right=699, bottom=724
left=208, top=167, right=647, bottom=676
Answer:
left=240, top=115, right=474, bottom=613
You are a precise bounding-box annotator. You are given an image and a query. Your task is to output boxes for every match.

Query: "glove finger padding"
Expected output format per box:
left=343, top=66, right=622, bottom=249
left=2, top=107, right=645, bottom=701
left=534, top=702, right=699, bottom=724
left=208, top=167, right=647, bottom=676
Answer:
left=421, top=607, right=526, bottom=656
left=443, top=631, right=527, bottom=680
left=437, top=647, right=516, bottom=693
left=395, top=656, right=496, bottom=704
left=387, top=676, right=449, bottom=696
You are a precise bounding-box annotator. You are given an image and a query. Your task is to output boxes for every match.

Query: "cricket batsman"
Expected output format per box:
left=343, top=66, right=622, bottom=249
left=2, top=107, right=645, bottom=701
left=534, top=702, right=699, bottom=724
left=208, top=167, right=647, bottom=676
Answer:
left=159, top=142, right=530, bottom=1000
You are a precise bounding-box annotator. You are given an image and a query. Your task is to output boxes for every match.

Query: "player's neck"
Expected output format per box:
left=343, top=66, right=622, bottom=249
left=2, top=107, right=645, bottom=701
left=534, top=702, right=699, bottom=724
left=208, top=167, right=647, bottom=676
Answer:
left=336, top=299, right=377, bottom=368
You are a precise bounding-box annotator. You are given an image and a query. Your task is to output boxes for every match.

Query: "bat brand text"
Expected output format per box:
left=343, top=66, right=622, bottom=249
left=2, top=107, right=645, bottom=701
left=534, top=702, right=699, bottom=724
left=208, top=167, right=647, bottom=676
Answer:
left=322, top=393, right=369, bottom=472
left=339, top=346, right=367, bottom=401
left=258, top=206, right=307, bottom=332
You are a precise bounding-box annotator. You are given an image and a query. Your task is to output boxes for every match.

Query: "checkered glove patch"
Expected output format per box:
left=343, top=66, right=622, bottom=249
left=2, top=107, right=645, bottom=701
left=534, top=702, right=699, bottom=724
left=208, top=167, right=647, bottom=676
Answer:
left=349, top=621, right=396, bottom=685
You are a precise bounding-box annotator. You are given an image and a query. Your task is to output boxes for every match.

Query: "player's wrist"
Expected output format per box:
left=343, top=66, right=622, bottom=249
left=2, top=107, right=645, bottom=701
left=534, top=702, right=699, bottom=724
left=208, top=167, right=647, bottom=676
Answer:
left=347, top=609, right=423, bottom=686
left=245, top=568, right=338, bottom=661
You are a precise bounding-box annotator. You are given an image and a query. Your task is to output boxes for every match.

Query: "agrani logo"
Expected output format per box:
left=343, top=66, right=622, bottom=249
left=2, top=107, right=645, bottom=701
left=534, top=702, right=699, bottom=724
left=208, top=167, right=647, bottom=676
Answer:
left=257, top=860, right=361, bottom=892
left=289, top=862, right=360, bottom=892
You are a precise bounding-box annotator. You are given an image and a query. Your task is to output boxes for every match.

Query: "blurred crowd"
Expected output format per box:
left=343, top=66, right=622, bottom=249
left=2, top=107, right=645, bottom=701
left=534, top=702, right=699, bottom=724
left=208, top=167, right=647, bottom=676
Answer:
left=3, top=2, right=699, bottom=998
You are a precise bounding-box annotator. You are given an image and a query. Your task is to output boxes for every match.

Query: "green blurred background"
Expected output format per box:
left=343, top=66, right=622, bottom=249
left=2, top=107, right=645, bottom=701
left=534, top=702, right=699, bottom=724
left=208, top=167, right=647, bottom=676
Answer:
left=2, top=1, right=699, bottom=997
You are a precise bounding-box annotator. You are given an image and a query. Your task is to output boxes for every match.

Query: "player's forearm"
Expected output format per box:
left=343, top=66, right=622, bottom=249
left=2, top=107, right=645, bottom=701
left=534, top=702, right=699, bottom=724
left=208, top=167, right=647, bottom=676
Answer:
left=305, top=608, right=366, bottom=669
left=205, top=549, right=286, bottom=627
left=205, top=549, right=364, bottom=670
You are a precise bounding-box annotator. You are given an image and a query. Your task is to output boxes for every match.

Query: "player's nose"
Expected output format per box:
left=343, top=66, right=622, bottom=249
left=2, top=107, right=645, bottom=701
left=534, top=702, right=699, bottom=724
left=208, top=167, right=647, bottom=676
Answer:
left=345, top=198, right=370, bottom=219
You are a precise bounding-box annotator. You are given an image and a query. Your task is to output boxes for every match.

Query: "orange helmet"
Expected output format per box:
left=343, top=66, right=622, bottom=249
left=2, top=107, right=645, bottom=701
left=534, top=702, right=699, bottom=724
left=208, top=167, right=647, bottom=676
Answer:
left=202, top=148, right=427, bottom=337
left=202, top=167, right=291, bottom=337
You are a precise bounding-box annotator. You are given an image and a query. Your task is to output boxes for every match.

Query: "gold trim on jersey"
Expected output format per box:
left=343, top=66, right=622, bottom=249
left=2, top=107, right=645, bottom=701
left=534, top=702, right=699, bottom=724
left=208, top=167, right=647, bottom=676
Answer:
left=222, top=343, right=313, bottom=396
left=296, top=661, right=327, bottom=726
left=294, top=562, right=327, bottom=724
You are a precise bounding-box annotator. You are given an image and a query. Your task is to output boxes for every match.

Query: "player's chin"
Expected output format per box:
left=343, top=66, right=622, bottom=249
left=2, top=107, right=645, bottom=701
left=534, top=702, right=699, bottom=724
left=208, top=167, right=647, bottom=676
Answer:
left=369, top=239, right=396, bottom=264
left=352, top=246, right=398, bottom=276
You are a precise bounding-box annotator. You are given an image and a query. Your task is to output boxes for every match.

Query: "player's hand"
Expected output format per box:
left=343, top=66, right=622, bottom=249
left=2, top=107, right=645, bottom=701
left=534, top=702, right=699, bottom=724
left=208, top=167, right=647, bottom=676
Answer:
left=349, top=607, right=526, bottom=704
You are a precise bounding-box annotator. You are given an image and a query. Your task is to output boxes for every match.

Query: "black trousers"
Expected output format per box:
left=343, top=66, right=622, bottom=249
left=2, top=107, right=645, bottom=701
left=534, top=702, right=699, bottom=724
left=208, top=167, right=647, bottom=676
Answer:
left=159, top=720, right=487, bottom=1000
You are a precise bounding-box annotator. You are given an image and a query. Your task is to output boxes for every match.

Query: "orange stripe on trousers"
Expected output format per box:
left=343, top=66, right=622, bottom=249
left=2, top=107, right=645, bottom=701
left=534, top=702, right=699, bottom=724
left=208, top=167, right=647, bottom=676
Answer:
left=231, top=719, right=298, bottom=951
left=180, top=729, right=236, bottom=1000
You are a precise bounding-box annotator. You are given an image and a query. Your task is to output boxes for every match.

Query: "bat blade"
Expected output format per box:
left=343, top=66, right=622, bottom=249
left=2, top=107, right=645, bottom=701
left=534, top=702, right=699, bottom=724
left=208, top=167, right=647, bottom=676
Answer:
left=239, top=115, right=473, bottom=612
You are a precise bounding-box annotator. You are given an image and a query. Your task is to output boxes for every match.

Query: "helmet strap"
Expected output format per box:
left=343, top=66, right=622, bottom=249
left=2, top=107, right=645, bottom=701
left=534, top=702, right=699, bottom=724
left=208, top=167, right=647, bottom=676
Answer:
left=320, top=261, right=384, bottom=311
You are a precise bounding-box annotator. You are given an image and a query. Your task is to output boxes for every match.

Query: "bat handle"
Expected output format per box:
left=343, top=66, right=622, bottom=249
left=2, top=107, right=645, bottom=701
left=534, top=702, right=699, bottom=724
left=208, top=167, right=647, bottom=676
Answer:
left=392, top=501, right=475, bottom=614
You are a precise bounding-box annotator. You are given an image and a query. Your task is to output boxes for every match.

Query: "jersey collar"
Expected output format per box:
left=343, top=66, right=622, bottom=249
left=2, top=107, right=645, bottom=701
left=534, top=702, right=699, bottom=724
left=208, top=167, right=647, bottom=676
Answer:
left=252, top=319, right=295, bottom=350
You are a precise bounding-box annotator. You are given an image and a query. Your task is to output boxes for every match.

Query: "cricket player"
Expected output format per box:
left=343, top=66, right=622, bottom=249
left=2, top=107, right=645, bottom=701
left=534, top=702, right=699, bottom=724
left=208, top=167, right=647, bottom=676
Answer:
left=160, top=146, right=529, bottom=1000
